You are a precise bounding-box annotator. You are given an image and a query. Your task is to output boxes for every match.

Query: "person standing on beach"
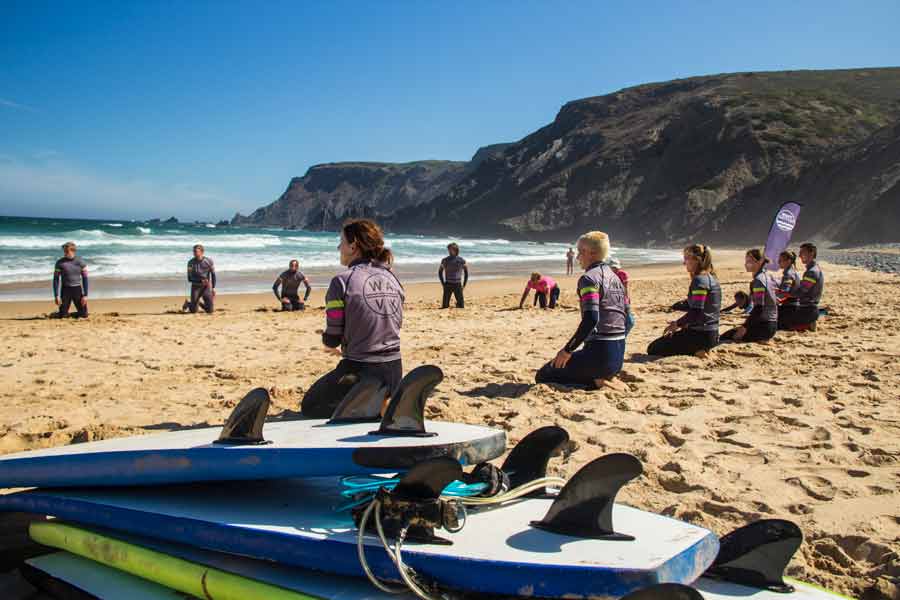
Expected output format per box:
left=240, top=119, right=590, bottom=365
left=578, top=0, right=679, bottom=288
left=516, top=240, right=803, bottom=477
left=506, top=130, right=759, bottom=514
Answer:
left=186, top=244, right=216, bottom=314
left=519, top=272, right=560, bottom=309
left=301, top=219, right=404, bottom=418
left=53, top=242, right=89, bottom=318
left=647, top=244, right=721, bottom=357
left=720, top=248, right=778, bottom=343
left=535, top=231, right=627, bottom=390
left=273, top=259, right=311, bottom=311
left=438, top=243, right=468, bottom=309
left=566, top=247, right=575, bottom=275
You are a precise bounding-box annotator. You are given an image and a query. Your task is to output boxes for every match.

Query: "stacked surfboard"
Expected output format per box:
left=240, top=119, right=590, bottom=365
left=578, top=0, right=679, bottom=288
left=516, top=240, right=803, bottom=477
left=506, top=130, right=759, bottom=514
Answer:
left=0, top=369, right=852, bottom=599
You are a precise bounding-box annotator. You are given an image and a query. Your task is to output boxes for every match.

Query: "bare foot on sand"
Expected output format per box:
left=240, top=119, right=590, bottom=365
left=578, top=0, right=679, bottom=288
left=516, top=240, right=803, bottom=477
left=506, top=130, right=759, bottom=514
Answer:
left=595, top=377, right=630, bottom=392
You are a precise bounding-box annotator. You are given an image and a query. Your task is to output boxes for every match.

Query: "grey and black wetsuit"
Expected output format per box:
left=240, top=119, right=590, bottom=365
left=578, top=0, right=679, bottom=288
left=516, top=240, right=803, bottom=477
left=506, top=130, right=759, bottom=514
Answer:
left=786, top=260, right=824, bottom=327
left=648, top=273, right=721, bottom=356
left=535, top=262, right=626, bottom=388
left=54, top=256, right=89, bottom=317
left=776, top=265, right=802, bottom=329
left=273, top=270, right=311, bottom=311
left=439, top=255, right=468, bottom=309
left=187, top=256, right=216, bottom=313
left=722, top=269, right=778, bottom=342
left=301, top=259, right=405, bottom=418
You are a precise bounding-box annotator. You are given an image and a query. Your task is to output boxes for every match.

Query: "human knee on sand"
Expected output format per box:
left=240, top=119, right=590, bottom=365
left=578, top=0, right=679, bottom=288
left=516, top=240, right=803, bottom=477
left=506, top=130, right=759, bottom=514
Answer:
left=52, top=241, right=89, bottom=318
left=301, top=219, right=404, bottom=418
left=534, top=231, right=628, bottom=391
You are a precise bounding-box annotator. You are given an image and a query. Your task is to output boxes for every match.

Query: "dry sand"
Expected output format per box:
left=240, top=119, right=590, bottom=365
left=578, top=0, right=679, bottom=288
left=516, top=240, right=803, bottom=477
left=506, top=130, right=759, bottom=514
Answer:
left=0, top=252, right=897, bottom=598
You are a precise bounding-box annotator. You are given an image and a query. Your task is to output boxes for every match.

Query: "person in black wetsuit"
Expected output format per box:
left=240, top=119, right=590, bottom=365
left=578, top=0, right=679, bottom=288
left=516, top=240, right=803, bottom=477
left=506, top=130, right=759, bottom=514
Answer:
left=535, top=231, right=627, bottom=390
left=720, top=248, right=778, bottom=343
left=185, top=244, right=216, bottom=314
left=53, top=242, right=89, bottom=318
left=438, top=243, right=468, bottom=309
left=273, top=260, right=311, bottom=311
left=301, top=219, right=405, bottom=418
left=776, top=250, right=802, bottom=330
left=647, top=244, right=721, bottom=357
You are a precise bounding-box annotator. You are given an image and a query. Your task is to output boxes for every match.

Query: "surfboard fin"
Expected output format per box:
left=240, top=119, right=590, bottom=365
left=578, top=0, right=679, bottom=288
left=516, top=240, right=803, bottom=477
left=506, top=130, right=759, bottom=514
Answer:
left=620, top=584, right=704, bottom=600
left=501, top=425, right=569, bottom=494
left=354, top=457, right=464, bottom=545
left=327, top=376, right=388, bottom=423
left=371, top=365, right=443, bottom=437
left=704, top=519, right=802, bottom=593
left=530, top=453, right=641, bottom=540
left=214, top=388, right=271, bottom=445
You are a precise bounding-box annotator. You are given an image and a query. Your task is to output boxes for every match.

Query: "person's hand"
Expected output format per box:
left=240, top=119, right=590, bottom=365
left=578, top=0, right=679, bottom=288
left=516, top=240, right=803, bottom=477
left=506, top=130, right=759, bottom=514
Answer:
left=323, top=346, right=341, bottom=356
left=281, top=297, right=290, bottom=305
left=733, top=326, right=747, bottom=342
left=54, top=297, right=60, bottom=306
left=663, top=321, right=679, bottom=337
left=80, top=296, right=87, bottom=308
left=552, top=349, right=572, bottom=369
left=211, top=289, right=216, bottom=297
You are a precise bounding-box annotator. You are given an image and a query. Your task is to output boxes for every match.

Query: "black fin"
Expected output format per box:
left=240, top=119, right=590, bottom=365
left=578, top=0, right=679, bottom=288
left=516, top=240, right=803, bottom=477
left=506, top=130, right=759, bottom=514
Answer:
left=530, top=453, right=641, bottom=540
left=705, top=519, right=802, bottom=592
left=620, top=584, right=704, bottom=600
left=371, top=365, right=443, bottom=437
left=327, top=376, right=388, bottom=423
left=214, top=388, right=271, bottom=445
left=393, top=456, right=463, bottom=501
left=501, top=425, right=569, bottom=493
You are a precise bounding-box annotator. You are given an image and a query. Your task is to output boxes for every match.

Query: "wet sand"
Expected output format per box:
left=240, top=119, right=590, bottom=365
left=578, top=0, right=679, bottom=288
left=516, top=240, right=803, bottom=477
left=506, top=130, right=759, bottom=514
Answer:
left=0, top=252, right=897, bottom=598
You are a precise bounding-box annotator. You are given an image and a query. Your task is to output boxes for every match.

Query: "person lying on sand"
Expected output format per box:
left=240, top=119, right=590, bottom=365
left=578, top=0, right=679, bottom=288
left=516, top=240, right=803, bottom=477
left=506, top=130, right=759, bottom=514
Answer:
left=721, top=290, right=752, bottom=314
left=301, top=219, right=404, bottom=418
left=720, top=248, right=778, bottom=343
left=519, top=272, right=560, bottom=309
left=535, top=231, right=628, bottom=391
left=273, top=259, right=311, bottom=311
left=647, top=244, right=721, bottom=357
left=53, top=241, right=89, bottom=318
left=776, top=250, right=802, bottom=330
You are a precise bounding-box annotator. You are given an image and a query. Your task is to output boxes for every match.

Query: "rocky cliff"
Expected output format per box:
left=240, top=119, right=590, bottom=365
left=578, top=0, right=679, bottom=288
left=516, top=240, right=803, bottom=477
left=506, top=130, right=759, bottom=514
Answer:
left=238, top=68, right=900, bottom=245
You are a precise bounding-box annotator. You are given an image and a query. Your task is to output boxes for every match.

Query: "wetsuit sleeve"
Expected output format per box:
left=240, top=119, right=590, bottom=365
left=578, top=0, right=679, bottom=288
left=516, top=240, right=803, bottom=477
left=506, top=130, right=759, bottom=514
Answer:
left=323, top=276, right=346, bottom=348
left=463, top=264, right=469, bottom=287
left=208, top=259, right=216, bottom=288
left=186, top=260, right=192, bottom=282
left=53, top=261, right=61, bottom=298
left=676, top=276, right=708, bottom=327
left=747, top=275, right=765, bottom=324
left=272, top=277, right=282, bottom=299
left=671, top=299, right=689, bottom=311
left=303, top=277, right=311, bottom=301
left=81, top=269, right=89, bottom=296
left=564, top=276, right=601, bottom=353
left=779, top=272, right=794, bottom=294
left=438, top=261, right=445, bottom=285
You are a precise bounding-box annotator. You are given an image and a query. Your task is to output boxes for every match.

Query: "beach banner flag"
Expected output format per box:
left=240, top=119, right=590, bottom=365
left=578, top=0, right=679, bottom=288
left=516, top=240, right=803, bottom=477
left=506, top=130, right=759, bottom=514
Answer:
left=763, top=201, right=802, bottom=270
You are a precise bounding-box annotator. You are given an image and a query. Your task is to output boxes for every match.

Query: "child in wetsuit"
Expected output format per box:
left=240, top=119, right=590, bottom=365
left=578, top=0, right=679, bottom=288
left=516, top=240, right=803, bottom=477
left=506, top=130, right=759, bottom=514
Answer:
left=776, top=250, right=802, bottom=330
left=720, top=248, right=778, bottom=343
left=785, top=242, right=824, bottom=331
left=609, top=257, right=635, bottom=335
left=520, top=273, right=560, bottom=309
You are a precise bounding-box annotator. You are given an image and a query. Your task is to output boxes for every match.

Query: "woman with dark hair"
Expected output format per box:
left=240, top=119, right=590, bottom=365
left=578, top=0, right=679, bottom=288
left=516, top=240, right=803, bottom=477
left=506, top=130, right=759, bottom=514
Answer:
left=301, top=219, right=405, bottom=418
left=647, top=244, right=721, bottom=357
left=776, top=250, right=801, bottom=330
left=720, top=248, right=778, bottom=343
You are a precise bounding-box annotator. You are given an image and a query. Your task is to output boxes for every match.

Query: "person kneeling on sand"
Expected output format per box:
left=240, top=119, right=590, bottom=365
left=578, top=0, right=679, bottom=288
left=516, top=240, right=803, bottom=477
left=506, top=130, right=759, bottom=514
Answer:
left=535, top=231, right=627, bottom=390
left=519, top=272, right=560, bottom=309
left=720, top=248, right=778, bottom=343
left=184, top=244, right=216, bottom=314
left=273, top=259, right=311, bottom=311
left=781, top=242, right=824, bottom=331
left=53, top=241, right=89, bottom=318
left=301, top=219, right=404, bottom=418
left=648, top=244, right=721, bottom=357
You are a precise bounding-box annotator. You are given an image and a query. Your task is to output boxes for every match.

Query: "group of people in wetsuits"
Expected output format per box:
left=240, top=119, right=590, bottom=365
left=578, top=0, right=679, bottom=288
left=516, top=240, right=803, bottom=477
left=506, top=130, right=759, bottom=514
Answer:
left=646, top=243, right=825, bottom=357
left=52, top=220, right=826, bottom=420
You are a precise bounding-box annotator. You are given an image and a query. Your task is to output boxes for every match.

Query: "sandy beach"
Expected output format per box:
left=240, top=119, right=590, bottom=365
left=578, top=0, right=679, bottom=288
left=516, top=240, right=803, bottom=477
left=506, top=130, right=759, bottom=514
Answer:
left=0, top=251, right=897, bottom=598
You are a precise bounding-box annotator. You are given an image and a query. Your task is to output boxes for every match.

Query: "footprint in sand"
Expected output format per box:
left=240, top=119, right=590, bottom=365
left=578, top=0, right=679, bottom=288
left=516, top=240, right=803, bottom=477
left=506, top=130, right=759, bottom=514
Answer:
left=785, top=476, right=836, bottom=501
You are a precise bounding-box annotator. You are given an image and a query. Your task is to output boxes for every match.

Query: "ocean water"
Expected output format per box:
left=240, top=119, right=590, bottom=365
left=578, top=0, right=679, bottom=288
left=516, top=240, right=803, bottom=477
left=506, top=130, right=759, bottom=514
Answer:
left=0, top=216, right=681, bottom=300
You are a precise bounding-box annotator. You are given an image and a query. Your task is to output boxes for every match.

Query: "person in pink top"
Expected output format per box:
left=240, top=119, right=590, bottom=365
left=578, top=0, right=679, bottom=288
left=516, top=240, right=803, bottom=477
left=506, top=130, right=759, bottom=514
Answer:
left=609, top=258, right=635, bottom=334
left=519, top=272, right=560, bottom=309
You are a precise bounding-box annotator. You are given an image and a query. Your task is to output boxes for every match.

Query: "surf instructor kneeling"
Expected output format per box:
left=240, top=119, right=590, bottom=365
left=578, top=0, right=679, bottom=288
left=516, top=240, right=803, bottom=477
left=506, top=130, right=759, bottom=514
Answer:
left=301, top=219, right=405, bottom=418
left=535, top=231, right=627, bottom=391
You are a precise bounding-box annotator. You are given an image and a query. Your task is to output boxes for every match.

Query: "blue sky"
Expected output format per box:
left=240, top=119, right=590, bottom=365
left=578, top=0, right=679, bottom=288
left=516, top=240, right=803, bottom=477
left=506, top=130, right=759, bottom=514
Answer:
left=1, top=0, right=898, bottom=222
